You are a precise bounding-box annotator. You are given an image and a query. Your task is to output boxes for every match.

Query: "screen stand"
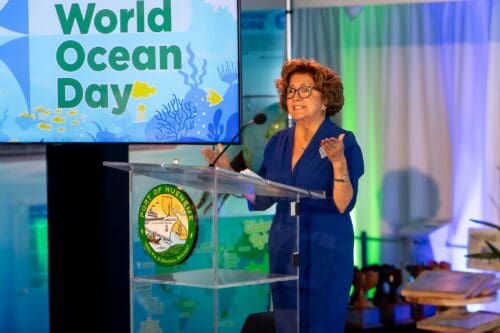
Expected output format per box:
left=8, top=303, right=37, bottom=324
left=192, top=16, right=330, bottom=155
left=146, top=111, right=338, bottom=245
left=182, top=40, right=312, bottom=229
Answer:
left=47, top=143, right=129, bottom=333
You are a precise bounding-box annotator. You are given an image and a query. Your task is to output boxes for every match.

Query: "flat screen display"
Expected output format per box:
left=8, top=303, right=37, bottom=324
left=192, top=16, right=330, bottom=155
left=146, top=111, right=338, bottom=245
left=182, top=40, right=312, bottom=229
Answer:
left=0, top=0, right=240, bottom=143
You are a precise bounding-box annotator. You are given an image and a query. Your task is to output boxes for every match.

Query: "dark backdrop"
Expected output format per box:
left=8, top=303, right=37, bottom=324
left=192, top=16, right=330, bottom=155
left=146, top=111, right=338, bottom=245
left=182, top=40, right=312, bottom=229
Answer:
left=47, top=144, right=129, bottom=333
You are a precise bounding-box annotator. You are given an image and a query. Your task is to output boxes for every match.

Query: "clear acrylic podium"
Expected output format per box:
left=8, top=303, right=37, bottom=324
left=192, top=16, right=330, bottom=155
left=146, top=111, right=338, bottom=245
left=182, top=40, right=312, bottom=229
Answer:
left=104, top=162, right=325, bottom=333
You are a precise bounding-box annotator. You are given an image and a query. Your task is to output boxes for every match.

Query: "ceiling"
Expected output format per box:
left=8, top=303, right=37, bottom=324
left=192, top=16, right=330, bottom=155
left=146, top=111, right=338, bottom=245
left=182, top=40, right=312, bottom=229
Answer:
left=241, top=0, right=466, bottom=10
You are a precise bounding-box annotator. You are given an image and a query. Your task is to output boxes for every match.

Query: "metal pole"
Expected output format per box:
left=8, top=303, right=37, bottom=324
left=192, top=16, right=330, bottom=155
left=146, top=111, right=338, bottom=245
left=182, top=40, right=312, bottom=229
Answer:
left=285, top=0, right=294, bottom=128
left=361, top=231, right=367, bottom=268
left=285, top=0, right=293, bottom=60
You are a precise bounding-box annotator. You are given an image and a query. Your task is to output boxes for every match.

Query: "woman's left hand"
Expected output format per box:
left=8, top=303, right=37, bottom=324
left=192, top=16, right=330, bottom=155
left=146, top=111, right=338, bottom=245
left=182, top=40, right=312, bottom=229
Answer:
left=320, top=133, right=346, bottom=164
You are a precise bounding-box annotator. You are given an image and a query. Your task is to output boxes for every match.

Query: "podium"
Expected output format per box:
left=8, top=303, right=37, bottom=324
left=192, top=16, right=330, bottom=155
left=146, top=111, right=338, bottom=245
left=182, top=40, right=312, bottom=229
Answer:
left=104, top=162, right=325, bottom=333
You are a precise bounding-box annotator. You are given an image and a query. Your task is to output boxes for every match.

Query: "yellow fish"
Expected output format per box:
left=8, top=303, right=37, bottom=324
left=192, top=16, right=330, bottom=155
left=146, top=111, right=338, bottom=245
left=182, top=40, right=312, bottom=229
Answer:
left=38, top=122, right=52, bottom=131
left=206, top=88, right=222, bottom=106
left=34, top=106, right=50, bottom=116
left=131, top=80, right=156, bottom=98
left=52, top=115, right=65, bottom=123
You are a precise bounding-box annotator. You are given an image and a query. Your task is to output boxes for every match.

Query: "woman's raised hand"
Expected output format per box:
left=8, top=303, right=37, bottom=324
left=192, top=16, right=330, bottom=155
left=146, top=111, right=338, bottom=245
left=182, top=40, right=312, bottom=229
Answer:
left=201, top=143, right=232, bottom=170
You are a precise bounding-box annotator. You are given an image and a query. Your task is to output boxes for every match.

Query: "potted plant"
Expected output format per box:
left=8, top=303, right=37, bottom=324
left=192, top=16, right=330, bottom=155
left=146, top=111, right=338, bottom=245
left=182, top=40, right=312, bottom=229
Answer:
left=466, top=219, right=500, bottom=260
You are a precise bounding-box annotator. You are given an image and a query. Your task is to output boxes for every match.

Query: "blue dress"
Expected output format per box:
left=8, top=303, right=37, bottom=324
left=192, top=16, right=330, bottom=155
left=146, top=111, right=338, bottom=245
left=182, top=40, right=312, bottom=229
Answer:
left=249, top=117, right=364, bottom=333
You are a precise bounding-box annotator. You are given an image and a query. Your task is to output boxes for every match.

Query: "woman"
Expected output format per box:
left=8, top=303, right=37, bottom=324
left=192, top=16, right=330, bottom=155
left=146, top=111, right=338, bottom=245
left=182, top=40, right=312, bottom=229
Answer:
left=203, top=59, right=364, bottom=333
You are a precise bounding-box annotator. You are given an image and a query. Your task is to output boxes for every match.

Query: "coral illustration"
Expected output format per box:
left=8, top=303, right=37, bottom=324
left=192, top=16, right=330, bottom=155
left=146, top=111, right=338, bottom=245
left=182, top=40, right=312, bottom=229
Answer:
left=154, top=95, right=197, bottom=141
left=217, top=61, right=238, bottom=85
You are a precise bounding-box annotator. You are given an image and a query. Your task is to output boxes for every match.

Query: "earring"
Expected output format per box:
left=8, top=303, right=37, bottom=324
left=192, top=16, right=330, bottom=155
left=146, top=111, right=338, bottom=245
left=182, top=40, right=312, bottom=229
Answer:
left=321, top=106, right=326, bottom=114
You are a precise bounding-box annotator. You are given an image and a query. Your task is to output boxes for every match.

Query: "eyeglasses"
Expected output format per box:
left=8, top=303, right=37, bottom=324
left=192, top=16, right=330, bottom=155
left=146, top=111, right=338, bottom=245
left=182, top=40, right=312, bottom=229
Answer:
left=286, top=86, right=319, bottom=99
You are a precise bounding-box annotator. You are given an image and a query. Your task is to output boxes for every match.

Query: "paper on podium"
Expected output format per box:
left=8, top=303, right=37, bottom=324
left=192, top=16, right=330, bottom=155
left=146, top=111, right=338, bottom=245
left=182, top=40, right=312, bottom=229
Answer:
left=239, top=168, right=262, bottom=179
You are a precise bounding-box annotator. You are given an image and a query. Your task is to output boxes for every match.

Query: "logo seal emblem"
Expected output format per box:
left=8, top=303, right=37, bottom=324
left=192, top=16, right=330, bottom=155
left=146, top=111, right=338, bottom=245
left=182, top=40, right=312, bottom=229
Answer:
left=138, top=184, right=198, bottom=266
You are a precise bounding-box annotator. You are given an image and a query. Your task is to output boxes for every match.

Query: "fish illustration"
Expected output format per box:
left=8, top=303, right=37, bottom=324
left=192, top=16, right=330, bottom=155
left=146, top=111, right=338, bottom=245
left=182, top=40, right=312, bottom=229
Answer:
left=206, top=88, right=222, bottom=106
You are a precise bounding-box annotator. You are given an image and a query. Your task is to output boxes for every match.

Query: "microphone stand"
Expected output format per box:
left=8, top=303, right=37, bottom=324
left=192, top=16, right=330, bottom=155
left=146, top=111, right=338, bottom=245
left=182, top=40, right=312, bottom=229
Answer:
left=209, top=121, right=254, bottom=167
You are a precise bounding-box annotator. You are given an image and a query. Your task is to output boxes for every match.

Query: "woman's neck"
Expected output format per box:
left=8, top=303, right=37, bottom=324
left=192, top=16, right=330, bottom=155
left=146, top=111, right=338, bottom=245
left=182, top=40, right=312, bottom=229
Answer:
left=295, top=116, right=325, bottom=141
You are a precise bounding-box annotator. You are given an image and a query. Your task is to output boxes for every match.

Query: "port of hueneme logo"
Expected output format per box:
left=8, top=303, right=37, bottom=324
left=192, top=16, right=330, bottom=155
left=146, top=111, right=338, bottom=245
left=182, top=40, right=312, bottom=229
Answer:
left=138, top=184, right=198, bottom=266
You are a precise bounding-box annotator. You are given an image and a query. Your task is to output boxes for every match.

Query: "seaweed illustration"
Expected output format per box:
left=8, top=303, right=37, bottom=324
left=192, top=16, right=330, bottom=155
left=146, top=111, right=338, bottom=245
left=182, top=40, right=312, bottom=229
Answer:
left=154, top=94, right=198, bottom=141
left=179, top=43, right=208, bottom=90
left=175, top=43, right=215, bottom=139
left=207, top=108, right=224, bottom=141
left=178, top=43, right=210, bottom=115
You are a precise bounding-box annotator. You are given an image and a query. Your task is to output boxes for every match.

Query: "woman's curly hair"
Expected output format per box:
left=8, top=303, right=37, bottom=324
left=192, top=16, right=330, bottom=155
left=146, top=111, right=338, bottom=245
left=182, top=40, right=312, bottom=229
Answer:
left=275, top=59, right=344, bottom=116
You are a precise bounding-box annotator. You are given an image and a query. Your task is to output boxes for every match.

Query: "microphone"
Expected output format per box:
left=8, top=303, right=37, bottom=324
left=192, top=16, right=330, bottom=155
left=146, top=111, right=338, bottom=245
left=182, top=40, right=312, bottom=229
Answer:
left=250, top=113, right=267, bottom=125
left=209, top=113, right=267, bottom=167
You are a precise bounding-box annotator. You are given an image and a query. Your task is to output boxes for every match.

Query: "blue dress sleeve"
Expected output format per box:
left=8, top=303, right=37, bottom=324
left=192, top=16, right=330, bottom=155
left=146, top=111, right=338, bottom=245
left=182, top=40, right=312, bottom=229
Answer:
left=300, top=130, right=364, bottom=214
left=248, top=134, right=279, bottom=211
left=343, top=131, right=364, bottom=213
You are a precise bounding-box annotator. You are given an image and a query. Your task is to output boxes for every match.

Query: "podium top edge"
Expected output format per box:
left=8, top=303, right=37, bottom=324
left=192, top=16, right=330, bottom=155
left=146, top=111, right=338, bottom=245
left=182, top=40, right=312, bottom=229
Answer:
left=103, top=161, right=326, bottom=199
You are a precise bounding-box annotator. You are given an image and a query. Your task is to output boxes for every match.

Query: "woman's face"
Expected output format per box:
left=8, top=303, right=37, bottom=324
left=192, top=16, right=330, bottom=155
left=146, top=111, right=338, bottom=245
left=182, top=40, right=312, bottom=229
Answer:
left=286, top=73, right=325, bottom=123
